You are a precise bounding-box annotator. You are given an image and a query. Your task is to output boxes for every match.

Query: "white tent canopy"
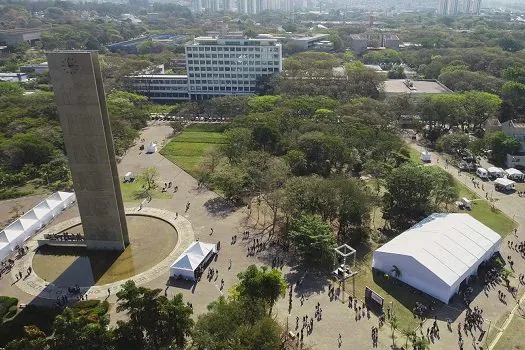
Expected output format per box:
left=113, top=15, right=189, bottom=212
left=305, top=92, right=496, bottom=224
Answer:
left=147, top=142, right=157, bottom=153
left=420, top=150, right=431, bottom=162
left=494, top=178, right=515, bottom=187
left=372, top=213, right=501, bottom=303
left=487, top=167, right=505, bottom=177
left=170, top=241, right=217, bottom=280
left=0, top=191, right=76, bottom=261
left=505, top=168, right=524, bottom=180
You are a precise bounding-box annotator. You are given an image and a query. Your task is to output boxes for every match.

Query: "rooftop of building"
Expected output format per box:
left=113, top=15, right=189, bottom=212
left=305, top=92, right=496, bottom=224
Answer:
left=0, top=27, right=44, bottom=34
left=128, top=74, right=188, bottom=79
left=189, top=36, right=279, bottom=46
left=383, top=79, right=452, bottom=94
left=290, top=33, right=330, bottom=41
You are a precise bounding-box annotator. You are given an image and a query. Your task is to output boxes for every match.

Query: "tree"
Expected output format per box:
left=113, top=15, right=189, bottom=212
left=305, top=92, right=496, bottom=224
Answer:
left=288, top=214, right=336, bottom=266
left=138, top=167, right=159, bottom=191
left=499, top=36, right=523, bottom=52
left=51, top=307, right=113, bottom=350
left=485, top=131, right=521, bottom=166
left=114, top=280, right=194, bottom=350
left=5, top=326, right=49, bottom=350
left=387, top=65, right=406, bottom=79
left=502, top=81, right=525, bottom=114
left=221, top=128, right=253, bottom=164
left=412, top=335, right=430, bottom=350
left=0, top=81, right=24, bottom=96
left=436, top=133, right=470, bottom=155
left=463, top=91, right=502, bottom=131
left=235, top=265, right=287, bottom=313
left=192, top=297, right=282, bottom=350
left=438, top=70, right=504, bottom=94
left=252, top=124, right=280, bottom=153
left=401, top=328, right=416, bottom=349
left=390, top=316, right=399, bottom=346
left=209, top=159, right=247, bottom=200
left=382, top=164, right=434, bottom=228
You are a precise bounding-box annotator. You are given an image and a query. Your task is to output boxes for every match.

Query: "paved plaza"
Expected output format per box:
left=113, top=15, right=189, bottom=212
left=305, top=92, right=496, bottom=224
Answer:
left=1, top=124, right=525, bottom=349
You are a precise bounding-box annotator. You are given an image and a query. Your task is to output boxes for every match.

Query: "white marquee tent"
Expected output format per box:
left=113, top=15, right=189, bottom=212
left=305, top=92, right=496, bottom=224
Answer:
left=0, top=191, right=75, bottom=261
left=170, top=241, right=217, bottom=281
left=372, top=213, right=501, bottom=303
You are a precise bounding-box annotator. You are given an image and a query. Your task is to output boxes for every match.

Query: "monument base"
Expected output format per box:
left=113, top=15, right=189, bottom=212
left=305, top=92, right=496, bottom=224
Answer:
left=86, top=240, right=126, bottom=251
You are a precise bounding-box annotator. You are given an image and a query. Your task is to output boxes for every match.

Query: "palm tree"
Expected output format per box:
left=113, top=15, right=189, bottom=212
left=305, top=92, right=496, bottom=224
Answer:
left=401, top=328, right=416, bottom=349
left=391, top=265, right=402, bottom=279
left=390, top=316, right=399, bottom=347
left=412, top=335, right=430, bottom=350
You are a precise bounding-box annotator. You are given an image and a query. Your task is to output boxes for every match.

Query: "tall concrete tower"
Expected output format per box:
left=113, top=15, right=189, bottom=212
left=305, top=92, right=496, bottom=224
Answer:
left=47, top=51, right=129, bottom=251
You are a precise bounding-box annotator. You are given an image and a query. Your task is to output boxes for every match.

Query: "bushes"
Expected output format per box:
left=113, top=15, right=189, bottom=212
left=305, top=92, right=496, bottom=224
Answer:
left=71, top=300, right=109, bottom=317
left=0, top=296, right=18, bottom=320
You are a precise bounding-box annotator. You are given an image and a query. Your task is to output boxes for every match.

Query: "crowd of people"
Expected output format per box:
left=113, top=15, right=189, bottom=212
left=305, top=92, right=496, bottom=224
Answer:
left=44, top=232, right=84, bottom=241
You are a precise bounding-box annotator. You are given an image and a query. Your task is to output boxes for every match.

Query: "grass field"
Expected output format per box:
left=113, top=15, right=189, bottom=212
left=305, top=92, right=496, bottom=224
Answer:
left=349, top=253, right=439, bottom=331
left=120, top=181, right=172, bottom=203
left=160, top=124, right=227, bottom=177
left=454, top=180, right=516, bottom=237
left=494, top=314, right=525, bottom=350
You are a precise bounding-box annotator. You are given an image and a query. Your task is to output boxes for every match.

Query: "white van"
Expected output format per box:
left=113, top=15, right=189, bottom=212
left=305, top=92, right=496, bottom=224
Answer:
left=476, top=167, right=488, bottom=179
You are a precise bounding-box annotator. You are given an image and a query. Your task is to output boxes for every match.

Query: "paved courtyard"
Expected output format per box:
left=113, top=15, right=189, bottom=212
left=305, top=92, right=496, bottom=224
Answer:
left=2, top=124, right=525, bottom=349
left=0, top=123, right=393, bottom=349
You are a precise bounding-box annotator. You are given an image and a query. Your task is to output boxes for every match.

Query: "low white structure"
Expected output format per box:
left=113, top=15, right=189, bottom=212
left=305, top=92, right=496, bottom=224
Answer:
left=420, top=150, right=431, bottom=163
left=476, top=167, right=488, bottom=179
left=494, top=178, right=515, bottom=192
left=372, top=213, right=501, bottom=303
left=146, top=142, right=157, bottom=154
left=0, top=192, right=76, bottom=261
left=170, top=241, right=217, bottom=281
left=124, top=172, right=135, bottom=182
left=487, top=167, right=505, bottom=178
left=505, top=168, right=524, bottom=181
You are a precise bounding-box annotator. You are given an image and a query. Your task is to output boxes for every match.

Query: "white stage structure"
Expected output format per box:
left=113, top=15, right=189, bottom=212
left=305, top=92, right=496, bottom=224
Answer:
left=0, top=192, right=76, bottom=261
left=372, top=213, right=501, bottom=303
left=170, top=241, right=217, bottom=281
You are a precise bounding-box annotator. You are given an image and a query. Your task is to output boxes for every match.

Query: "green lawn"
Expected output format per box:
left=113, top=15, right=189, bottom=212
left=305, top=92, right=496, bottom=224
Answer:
left=454, top=180, right=516, bottom=237
left=160, top=124, right=227, bottom=177
left=349, top=259, right=438, bottom=330
left=494, top=314, right=525, bottom=350
left=120, top=180, right=172, bottom=203
left=408, top=147, right=422, bottom=164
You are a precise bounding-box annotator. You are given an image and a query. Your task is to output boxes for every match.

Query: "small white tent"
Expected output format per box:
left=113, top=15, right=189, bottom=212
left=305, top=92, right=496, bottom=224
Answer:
left=169, top=241, right=217, bottom=281
left=487, top=167, right=505, bottom=178
left=170, top=254, right=202, bottom=280
left=420, top=150, right=431, bottom=163
left=494, top=178, right=515, bottom=191
left=505, top=168, right=524, bottom=181
left=147, top=142, right=157, bottom=154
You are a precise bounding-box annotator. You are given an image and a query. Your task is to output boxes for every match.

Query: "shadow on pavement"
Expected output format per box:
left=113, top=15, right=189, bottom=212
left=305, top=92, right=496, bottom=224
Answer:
left=203, top=197, right=237, bottom=218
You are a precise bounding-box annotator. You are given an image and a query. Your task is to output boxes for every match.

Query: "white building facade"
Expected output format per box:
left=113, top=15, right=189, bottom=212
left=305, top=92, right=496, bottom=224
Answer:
left=185, top=36, right=282, bottom=100
left=126, top=74, right=189, bottom=102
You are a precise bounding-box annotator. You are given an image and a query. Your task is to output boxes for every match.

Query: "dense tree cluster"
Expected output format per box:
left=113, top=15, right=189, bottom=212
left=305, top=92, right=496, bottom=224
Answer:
left=0, top=85, right=150, bottom=198
left=5, top=268, right=290, bottom=350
